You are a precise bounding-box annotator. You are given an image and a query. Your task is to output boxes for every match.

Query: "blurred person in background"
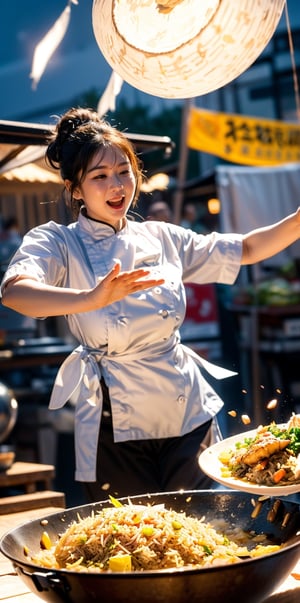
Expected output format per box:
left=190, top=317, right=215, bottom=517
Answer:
left=181, top=203, right=207, bottom=234
left=146, top=200, right=173, bottom=222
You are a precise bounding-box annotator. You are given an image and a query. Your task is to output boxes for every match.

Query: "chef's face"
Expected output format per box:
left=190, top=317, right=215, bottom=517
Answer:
left=72, top=146, right=136, bottom=230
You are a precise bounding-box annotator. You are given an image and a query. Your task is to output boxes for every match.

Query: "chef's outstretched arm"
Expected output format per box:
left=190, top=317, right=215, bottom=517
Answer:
left=241, top=207, right=300, bottom=265
left=1, top=262, right=165, bottom=318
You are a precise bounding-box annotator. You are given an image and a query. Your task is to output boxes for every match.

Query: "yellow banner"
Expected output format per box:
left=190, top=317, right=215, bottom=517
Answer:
left=187, top=106, right=300, bottom=166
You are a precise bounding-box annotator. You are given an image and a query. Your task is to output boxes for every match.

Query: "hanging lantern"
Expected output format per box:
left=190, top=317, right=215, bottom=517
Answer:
left=92, top=0, right=286, bottom=99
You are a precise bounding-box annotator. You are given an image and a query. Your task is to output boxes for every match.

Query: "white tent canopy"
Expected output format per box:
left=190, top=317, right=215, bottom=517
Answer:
left=0, top=162, right=62, bottom=183
left=0, top=145, right=46, bottom=175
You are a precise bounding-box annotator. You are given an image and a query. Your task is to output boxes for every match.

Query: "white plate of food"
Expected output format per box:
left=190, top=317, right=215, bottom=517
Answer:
left=199, top=416, right=300, bottom=496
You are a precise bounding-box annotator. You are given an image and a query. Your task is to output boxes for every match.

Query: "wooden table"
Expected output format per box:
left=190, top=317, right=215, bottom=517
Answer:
left=0, top=462, right=65, bottom=513
left=0, top=507, right=299, bottom=603
left=0, top=340, right=74, bottom=371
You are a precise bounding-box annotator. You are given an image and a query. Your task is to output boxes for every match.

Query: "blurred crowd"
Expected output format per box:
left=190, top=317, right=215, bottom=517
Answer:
left=146, top=200, right=208, bottom=233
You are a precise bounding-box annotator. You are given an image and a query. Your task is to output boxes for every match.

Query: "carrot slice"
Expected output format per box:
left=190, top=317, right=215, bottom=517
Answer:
left=273, top=468, right=286, bottom=483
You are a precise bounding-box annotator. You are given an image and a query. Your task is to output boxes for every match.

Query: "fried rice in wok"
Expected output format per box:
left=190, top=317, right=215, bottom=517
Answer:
left=30, top=502, right=280, bottom=573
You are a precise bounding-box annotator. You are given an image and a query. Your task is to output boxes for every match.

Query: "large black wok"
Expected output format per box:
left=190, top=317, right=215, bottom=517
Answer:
left=1, top=490, right=300, bottom=603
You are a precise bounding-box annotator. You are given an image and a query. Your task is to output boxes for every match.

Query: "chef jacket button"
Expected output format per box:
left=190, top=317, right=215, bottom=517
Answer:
left=160, top=309, right=169, bottom=318
left=154, top=287, right=162, bottom=294
left=177, top=394, right=186, bottom=404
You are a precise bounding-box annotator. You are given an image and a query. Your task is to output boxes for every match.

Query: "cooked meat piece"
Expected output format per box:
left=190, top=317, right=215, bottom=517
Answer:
left=238, top=434, right=291, bottom=466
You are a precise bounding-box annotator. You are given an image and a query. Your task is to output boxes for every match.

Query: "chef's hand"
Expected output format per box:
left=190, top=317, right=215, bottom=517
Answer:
left=90, top=261, right=165, bottom=308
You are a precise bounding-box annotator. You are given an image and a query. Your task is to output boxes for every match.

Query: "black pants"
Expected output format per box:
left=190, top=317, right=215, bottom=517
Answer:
left=84, top=380, right=214, bottom=503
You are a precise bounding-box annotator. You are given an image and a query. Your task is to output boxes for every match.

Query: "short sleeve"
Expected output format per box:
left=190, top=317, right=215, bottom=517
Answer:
left=145, top=221, right=243, bottom=286
left=0, top=221, right=67, bottom=295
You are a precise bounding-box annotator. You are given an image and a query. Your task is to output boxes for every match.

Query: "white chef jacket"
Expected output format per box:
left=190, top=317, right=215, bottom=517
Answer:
left=1, top=212, right=243, bottom=481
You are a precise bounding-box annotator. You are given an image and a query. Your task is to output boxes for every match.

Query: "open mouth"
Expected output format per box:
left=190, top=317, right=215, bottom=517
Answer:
left=107, top=196, right=125, bottom=209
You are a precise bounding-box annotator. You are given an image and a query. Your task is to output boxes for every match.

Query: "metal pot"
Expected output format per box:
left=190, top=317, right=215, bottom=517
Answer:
left=1, top=490, right=300, bottom=603
left=0, top=381, right=18, bottom=444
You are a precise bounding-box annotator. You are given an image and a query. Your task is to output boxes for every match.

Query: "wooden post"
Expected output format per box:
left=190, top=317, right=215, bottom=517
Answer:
left=173, top=98, right=193, bottom=225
